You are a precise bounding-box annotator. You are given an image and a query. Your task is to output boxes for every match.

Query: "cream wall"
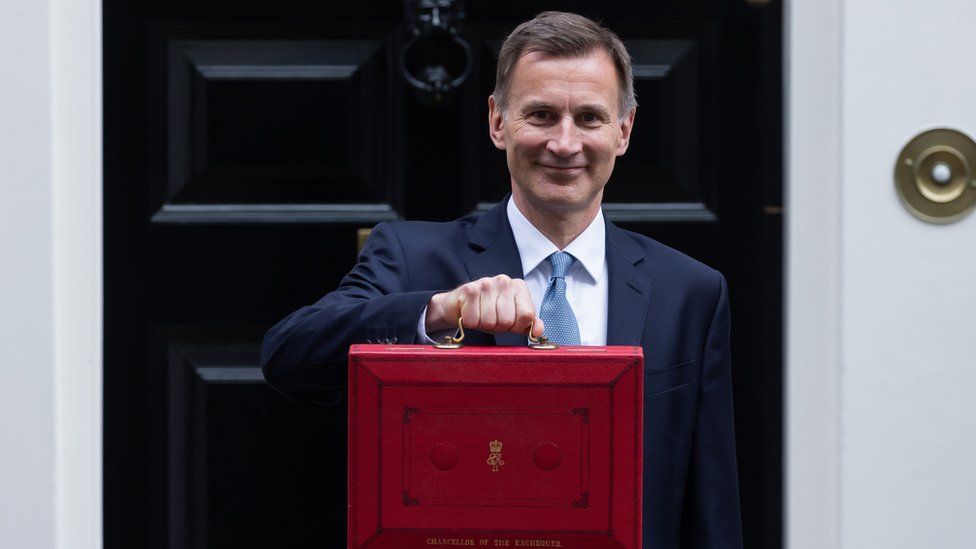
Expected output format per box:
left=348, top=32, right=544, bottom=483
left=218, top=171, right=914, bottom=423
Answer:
left=788, top=0, right=976, bottom=548
left=0, top=0, right=56, bottom=546
left=786, top=0, right=843, bottom=546
left=840, top=0, right=976, bottom=546
left=0, top=0, right=101, bottom=547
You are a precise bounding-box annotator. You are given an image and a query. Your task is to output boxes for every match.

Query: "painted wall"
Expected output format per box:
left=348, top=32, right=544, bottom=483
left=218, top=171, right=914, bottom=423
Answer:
left=841, top=0, right=976, bottom=547
left=789, top=0, right=976, bottom=548
left=0, top=0, right=101, bottom=547
left=0, top=0, right=57, bottom=546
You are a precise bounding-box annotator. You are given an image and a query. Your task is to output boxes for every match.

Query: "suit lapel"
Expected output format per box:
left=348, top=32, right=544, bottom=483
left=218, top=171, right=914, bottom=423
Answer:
left=605, top=219, right=653, bottom=346
left=463, top=198, right=527, bottom=347
left=461, top=201, right=652, bottom=347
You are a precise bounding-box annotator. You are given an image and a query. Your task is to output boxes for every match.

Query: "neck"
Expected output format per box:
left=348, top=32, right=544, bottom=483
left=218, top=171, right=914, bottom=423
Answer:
left=511, top=192, right=601, bottom=250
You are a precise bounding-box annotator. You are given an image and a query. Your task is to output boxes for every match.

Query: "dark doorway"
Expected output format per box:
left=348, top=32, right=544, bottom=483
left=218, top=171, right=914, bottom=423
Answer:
left=104, top=1, right=782, bottom=547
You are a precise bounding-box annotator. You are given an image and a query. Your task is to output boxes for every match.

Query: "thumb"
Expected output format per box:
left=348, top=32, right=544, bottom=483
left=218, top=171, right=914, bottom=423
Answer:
left=531, top=317, right=546, bottom=339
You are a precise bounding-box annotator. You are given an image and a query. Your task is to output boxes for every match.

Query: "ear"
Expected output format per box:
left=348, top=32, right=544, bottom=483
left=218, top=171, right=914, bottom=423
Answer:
left=488, top=95, right=506, bottom=150
left=615, top=107, right=636, bottom=156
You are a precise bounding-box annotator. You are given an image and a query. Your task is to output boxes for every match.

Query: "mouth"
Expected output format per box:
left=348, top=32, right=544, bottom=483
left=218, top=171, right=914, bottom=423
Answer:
left=539, top=164, right=586, bottom=174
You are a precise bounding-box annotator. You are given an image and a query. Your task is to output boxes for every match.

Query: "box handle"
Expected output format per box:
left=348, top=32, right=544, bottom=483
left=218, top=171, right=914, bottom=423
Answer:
left=432, top=318, right=559, bottom=350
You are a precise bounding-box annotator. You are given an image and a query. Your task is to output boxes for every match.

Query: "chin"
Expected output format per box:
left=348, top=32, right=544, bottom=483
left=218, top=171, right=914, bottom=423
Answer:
left=527, top=183, right=597, bottom=214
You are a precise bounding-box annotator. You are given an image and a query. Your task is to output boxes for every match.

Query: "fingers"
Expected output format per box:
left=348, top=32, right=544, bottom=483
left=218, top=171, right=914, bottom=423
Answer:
left=457, top=282, right=480, bottom=331
left=513, top=282, right=543, bottom=337
left=441, top=275, right=538, bottom=336
left=528, top=316, right=545, bottom=339
left=495, top=276, right=517, bottom=332
left=479, top=277, right=500, bottom=328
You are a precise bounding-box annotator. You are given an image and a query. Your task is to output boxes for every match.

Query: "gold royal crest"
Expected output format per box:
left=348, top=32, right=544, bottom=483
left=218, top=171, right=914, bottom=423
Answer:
left=486, top=439, right=504, bottom=472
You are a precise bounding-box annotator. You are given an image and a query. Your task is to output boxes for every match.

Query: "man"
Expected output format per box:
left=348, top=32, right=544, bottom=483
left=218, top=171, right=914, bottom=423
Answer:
left=262, top=11, right=742, bottom=548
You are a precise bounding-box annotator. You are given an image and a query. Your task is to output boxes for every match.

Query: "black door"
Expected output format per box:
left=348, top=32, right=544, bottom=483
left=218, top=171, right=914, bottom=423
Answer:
left=104, top=1, right=782, bottom=547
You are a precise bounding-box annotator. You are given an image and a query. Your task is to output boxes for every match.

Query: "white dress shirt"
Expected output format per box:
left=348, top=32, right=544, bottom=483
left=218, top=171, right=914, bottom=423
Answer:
left=419, top=198, right=609, bottom=345
left=506, top=198, right=608, bottom=345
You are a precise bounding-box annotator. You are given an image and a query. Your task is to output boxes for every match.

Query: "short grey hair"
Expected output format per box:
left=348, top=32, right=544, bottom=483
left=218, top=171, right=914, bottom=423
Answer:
left=493, top=11, right=637, bottom=119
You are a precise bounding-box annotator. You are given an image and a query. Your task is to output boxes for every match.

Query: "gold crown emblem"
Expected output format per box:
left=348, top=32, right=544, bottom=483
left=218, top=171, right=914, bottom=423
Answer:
left=489, top=439, right=503, bottom=453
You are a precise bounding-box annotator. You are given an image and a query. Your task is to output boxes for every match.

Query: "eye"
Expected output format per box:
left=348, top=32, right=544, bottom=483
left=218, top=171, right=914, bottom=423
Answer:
left=579, top=112, right=600, bottom=124
left=531, top=111, right=551, bottom=121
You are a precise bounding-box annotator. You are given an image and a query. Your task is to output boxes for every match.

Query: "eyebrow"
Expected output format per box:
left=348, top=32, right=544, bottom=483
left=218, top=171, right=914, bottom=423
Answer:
left=520, top=100, right=612, bottom=120
left=521, top=100, right=558, bottom=113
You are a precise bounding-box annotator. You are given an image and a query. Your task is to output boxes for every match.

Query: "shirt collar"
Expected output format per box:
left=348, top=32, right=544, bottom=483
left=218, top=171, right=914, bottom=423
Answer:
left=506, top=196, right=606, bottom=283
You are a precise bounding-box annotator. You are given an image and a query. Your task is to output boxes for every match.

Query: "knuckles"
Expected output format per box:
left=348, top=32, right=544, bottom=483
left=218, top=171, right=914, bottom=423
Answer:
left=515, top=309, right=535, bottom=324
left=459, top=283, right=479, bottom=300
left=492, top=274, right=512, bottom=291
left=462, top=275, right=515, bottom=296
left=448, top=276, right=535, bottom=332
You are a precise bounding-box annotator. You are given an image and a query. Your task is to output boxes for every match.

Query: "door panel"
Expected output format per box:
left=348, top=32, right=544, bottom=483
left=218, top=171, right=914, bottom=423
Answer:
left=165, top=40, right=391, bottom=206
left=166, top=340, right=345, bottom=547
left=105, top=1, right=782, bottom=547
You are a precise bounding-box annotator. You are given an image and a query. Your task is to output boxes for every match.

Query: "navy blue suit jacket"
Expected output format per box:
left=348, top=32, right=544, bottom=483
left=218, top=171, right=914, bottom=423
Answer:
left=262, top=198, right=743, bottom=548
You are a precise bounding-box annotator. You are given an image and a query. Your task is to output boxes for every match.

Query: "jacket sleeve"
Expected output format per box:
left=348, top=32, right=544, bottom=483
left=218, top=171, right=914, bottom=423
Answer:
left=260, top=222, right=438, bottom=401
left=682, top=273, right=744, bottom=548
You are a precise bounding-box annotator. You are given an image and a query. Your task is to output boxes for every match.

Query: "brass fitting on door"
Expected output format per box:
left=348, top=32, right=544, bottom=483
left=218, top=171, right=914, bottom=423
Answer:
left=894, top=128, right=976, bottom=223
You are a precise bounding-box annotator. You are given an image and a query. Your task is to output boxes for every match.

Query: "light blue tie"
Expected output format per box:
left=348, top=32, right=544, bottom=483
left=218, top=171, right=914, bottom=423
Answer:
left=538, top=252, right=581, bottom=345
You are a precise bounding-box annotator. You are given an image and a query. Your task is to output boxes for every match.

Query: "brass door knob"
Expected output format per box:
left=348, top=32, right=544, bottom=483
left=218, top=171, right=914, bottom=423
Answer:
left=894, top=128, right=976, bottom=223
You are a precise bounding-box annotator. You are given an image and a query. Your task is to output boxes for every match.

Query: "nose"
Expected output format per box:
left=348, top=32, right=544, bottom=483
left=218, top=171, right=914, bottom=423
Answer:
left=546, top=116, right=583, bottom=157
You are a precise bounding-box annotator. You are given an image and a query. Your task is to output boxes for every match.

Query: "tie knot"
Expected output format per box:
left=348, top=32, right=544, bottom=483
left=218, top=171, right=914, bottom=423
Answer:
left=547, top=251, right=575, bottom=279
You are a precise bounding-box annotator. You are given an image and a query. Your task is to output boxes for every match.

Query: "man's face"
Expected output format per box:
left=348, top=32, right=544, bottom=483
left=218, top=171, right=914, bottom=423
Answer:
left=489, top=48, right=635, bottom=220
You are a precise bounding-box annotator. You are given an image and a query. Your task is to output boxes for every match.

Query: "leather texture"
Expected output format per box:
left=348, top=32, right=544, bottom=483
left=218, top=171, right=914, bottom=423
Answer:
left=347, top=345, right=643, bottom=548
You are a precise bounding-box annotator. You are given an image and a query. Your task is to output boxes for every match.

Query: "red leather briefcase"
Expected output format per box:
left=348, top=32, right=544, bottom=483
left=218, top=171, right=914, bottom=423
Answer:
left=348, top=344, right=643, bottom=549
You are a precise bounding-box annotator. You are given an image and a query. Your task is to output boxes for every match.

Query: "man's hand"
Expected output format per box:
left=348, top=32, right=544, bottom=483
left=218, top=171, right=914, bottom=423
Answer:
left=425, top=275, right=545, bottom=338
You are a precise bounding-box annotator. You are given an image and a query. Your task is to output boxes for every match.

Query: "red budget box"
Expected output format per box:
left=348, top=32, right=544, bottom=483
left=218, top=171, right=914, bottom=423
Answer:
left=348, top=344, right=643, bottom=549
